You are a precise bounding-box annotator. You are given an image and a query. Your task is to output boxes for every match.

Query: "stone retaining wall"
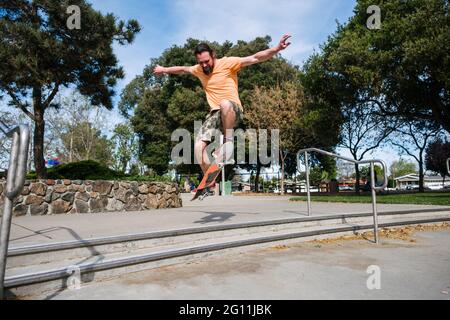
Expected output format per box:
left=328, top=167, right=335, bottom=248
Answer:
left=0, top=179, right=182, bottom=216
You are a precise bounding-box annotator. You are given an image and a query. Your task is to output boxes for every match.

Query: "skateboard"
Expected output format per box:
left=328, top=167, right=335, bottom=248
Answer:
left=191, top=141, right=234, bottom=201
left=191, top=161, right=224, bottom=201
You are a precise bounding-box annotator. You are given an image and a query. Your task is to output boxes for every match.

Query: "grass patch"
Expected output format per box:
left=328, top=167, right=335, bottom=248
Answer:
left=290, top=193, right=450, bottom=206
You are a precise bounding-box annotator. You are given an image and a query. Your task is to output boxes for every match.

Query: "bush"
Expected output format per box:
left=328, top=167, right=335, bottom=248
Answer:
left=26, top=160, right=123, bottom=180
left=25, top=160, right=174, bottom=182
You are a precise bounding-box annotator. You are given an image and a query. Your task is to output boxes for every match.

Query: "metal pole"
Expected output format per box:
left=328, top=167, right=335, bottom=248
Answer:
left=370, top=162, right=379, bottom=244
left=0, top=125, right=30, bottom=299
left=447, top=158, right=450, bottom=175
left=304, top=152, right=311, bottom=216
left=220, top=135, right=226, bottom=196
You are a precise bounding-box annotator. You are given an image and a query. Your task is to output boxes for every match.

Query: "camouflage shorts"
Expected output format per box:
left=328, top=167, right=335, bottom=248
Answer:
left=196, top=100, right=243, bottom=142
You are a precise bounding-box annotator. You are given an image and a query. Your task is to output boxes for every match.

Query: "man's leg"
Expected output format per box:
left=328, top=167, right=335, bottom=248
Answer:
left=194, top=140, right=211, bottom=173
left=219, top=99, right=237, bottom=141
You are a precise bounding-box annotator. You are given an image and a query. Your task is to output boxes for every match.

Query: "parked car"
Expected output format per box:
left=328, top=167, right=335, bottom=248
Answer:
left=338, top=186, right=353, bottom=191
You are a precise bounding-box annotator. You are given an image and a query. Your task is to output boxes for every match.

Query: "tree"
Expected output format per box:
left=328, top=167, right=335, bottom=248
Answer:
left=389, top=158, right=418, bottom=188
left=389, top=121, right=443, bottom=192
left=339, top=102, right=395, bottom=193
left=246, top=82, right=305, bottom=194
left=0, top=0, right=140, bottom=178
left=318, top=0, right=450, bottom=133
left=110, top=122, right=138, bottom=173
left=425, top=137, right=450, bottom=186
left=44, top=92, right=113, bottom=166
left=59, top=121, right=113, bottom=166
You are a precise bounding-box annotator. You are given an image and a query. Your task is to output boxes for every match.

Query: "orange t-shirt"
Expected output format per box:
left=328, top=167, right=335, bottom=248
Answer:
left=189, top=57, right=242, bottom=111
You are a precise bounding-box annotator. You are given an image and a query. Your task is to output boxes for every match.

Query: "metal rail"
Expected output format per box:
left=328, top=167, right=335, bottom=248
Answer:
left=297, top=148, right=388, bottom=244
left=0, top=123, right=30, bottom=299
left=447, top=158, right=450, bottom=175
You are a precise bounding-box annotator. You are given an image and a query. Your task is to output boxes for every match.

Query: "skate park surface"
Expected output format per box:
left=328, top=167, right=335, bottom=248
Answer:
left=4, top=193, right=450, bottom=299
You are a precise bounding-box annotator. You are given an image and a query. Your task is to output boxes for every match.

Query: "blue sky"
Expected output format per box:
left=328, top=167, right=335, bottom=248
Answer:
left=86, top=0, right=412, bottom=171
left=89, top=0, right=356, bottom=86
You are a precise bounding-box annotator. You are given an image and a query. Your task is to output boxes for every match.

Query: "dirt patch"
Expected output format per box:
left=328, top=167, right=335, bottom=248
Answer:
left=269, top=245, right=290, bottom=250
left=307, top=222, right=450, bottom=244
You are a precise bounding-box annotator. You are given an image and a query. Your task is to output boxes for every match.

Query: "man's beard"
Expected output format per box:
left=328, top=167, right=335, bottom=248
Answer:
left=202, top=65, right=213, bottom=75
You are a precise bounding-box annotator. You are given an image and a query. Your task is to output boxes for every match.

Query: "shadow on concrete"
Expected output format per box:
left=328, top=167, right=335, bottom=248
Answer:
left=7, top=224, right=104, bottom=300
left=193, top=212, right=236, bottom=224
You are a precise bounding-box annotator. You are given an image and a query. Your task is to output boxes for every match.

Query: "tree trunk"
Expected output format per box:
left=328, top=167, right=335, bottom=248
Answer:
left=355, top=163, right=360, bottom=194
left=33, top=87, right=47, bottom=179
left=69, top=134, right=73, bottom=163
left=418, top=160, right=424, bottom=193
left=254, top=162, right=261, bottom=192
left=280, top=151, right=285, bottom=195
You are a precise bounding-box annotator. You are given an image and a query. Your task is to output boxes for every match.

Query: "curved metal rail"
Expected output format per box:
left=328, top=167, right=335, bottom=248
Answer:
left=297, top=148, right=388, bottom=244
left=0, top=123, right=30, bottom=299
left=447, top=158, right=450, bottom=175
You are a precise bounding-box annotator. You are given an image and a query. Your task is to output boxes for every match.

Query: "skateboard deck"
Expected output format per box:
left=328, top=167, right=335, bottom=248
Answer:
left=191, top=162, right=223, bottom=201
left=191, top=141, right=235, bottom=201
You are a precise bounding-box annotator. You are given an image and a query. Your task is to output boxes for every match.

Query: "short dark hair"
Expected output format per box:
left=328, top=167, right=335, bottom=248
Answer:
left=194, top=43, right=214, bottom=56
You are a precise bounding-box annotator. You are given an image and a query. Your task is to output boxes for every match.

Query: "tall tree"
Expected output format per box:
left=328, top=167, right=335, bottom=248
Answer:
left=0, top=0, right=140, bottom=178
left=246, top=82, right=305, bottom=194
left=110, top=122, right=138, bottom=173
left=389, top=121, right=443, bottom=192
left=59, top=121, right=113, bottom=166
left=318, top=0, right=450, bottom=133
left=339, top=102, right=394, bottom=193
left=425, top=137, right=450, bottom=186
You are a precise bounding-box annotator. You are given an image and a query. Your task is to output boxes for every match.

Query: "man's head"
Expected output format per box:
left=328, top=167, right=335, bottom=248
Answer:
left=194, top=43, right=215, bottom=75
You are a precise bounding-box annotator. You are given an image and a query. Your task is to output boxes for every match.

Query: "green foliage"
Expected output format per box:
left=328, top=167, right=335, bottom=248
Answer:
left=0, top=0, right=140, bottom=178
left=390, top=158, right=418, bottom=178
left=313, top=0, right=450, bottom=133
left=111, top=122, right=139, bottom=173
left=26, top=160, right=173, bottom=182
left=425, top=138, right=450, bottom=178
left=60, top=121, right=113, bottom=166
left=44, top=160, right=122, bottom=180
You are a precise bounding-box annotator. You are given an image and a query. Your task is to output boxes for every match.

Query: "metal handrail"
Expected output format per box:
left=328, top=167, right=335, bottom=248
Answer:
left=447, top=158, right=450, bottom=175
left=0, top=124, right=30, bottom=299
left=296, top=148, right=388, bottom=244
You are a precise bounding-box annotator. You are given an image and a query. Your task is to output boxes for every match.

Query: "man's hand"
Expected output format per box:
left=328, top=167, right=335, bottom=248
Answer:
left=276, top=34, right=291, bottom=52
left=153, top=65, right=166, bottom=76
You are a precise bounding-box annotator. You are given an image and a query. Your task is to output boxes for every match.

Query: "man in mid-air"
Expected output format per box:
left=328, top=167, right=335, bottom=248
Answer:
left=154, top=34, right=291, bottom=176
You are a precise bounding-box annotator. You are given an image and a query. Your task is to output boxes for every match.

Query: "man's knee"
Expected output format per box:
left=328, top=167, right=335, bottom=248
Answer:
left=219, top=99, right=234, bottom=112
left=194, top=141, right=206, bottom=154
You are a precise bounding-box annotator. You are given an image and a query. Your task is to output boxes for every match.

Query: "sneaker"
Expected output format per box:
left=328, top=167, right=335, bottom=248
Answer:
left=199, top=188, right=213, bottom=200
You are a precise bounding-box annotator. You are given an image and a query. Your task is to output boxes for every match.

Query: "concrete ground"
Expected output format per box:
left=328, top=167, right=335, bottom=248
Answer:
left=28, top=229, right=450, bottom=300
left=9, top=193, right=450, bottom=247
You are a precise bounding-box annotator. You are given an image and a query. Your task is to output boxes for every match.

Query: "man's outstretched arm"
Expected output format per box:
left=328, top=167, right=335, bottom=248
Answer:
left=240, top=34, right=291, bottom=67
left=153, top=65, right=191, bottom=75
